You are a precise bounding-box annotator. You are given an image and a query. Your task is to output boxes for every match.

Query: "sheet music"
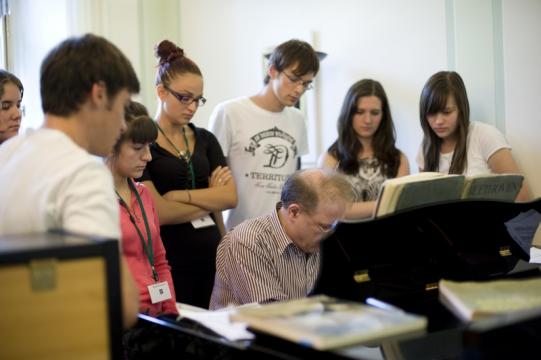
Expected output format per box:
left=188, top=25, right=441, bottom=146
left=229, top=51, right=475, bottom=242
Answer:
left=176, top=303, right=255, bottom=341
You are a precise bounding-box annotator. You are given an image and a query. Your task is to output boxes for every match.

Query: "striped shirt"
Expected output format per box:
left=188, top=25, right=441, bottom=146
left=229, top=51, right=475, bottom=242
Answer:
left=209, top=206, right=320, bottom=310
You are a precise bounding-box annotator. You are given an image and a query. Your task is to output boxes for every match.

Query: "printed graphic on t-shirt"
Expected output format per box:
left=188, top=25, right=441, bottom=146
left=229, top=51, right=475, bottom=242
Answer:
left=244, top=126, right=298, bottom=195
left=346, top=159, right=386, bottom=202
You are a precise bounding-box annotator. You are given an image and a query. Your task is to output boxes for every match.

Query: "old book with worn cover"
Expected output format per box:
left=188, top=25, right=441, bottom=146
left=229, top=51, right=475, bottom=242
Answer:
left=375, top=172, right=464, bottom=217
left=230, top=295, right=427, bottom=350
left=375, top=173, right=523, bottom=217
left=461, top=173, right=523, bottom=201
left=439, top=277, right=541, bottom=322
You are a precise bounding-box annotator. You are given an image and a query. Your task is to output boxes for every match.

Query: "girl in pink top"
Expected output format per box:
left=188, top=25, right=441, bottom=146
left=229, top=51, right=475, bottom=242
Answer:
left=107, top=112, right=178, bottom=316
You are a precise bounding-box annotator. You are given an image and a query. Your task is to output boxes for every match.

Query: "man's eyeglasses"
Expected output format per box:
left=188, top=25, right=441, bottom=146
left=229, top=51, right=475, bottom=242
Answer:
left=281, top=72, right=314, bottom=91
left=164, top=85, right=207, bottom=107
left=298, top=205, right=339, bottom=233
left=316, top=220, right=338, bottom=233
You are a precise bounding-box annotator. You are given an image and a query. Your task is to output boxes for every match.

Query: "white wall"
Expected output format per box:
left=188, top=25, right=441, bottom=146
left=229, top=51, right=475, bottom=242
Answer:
left=5, top=0, right=540, bottom=197
left=452, top=0, right=500, bottom=128
left=8, top=0, right=180, bottom=129
left=179, top=0, right=447, bottom=168
left=179, top=0, right=540, bottom=196
left=8, top=0, right=70, bottom=131
left=502, top=0, right=541, bottom=197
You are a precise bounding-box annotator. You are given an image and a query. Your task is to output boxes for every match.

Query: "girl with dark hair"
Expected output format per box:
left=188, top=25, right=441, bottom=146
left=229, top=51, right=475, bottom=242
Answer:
left=319, top=79, right=409, bottom=219
left=107, top=114, right=178, bottom=316
left=417, top=71, right=529, bottom=201
left=139, top=40, right=237, bottom=308
left=0, top=70, right=24, bottom=144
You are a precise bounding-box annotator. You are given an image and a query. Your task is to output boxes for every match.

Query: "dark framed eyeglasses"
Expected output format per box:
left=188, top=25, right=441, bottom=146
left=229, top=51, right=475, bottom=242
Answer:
left=298, top=205, right=339, bottom=233
left=281, top=72, right=314, bottom=91
left=316, top=220, right=338, bottom=233
left=164, top=85, right=207, bottom=107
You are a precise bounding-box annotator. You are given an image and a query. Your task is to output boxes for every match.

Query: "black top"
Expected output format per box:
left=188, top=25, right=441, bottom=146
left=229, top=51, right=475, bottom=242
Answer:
left=140, top=123, right=226, bottom=193
left=138, top=123, right=227, bottom=308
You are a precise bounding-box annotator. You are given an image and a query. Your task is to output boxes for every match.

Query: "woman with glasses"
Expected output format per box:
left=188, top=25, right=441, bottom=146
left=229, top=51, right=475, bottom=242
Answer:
left=139, top=40, right=237, bottom=308
left=0, top=70, right=24, bottom=145
left=319, top=79, right=410, bottom=219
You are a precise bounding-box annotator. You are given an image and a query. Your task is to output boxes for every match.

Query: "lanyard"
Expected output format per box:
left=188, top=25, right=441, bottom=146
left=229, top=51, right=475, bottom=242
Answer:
left=156, top=122, right=196, bottom=189
left=116, top=179, right=158, bottom=281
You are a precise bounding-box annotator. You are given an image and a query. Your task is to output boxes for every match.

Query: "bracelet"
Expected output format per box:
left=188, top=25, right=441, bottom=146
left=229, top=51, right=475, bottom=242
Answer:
left=186, top=190, right=192, bottom=204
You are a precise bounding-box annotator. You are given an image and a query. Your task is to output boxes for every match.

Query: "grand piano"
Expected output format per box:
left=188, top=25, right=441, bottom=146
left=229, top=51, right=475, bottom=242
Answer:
left=310, top=198, right=541, bottom=358
left=312, top=199, right=541, bottom=321
left=127, top=199, right=541, bottom=359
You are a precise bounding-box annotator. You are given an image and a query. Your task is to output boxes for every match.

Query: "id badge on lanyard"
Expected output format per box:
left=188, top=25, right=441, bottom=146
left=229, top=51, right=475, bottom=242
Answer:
left=148, top=281, right=172, bottom=304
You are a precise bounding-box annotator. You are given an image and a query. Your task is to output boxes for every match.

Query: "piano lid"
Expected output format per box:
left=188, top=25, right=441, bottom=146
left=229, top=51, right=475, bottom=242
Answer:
left=312, top=199, right=541, bottom=308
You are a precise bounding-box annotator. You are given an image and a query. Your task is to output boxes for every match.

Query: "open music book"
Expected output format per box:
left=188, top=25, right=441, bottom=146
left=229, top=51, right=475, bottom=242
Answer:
left=375, top=172, right=523, bottom=217
left=230, top=295, right=427, bottom=350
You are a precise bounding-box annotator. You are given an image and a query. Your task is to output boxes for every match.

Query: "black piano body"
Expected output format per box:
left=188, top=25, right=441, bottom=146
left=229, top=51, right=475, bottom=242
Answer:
left=312, top=199, right=541, bottom=318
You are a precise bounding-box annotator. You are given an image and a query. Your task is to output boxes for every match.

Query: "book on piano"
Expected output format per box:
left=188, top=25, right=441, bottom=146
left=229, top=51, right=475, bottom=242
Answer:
left=439, top=277, right=541, bottom=322
left=230, top=295, right=427, bottom=350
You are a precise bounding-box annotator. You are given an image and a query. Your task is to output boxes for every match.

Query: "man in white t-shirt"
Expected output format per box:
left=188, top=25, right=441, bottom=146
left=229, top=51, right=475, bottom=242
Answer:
left=209, top=39, right=320, bottom=230
left=0, top=34, right=140, bottom=328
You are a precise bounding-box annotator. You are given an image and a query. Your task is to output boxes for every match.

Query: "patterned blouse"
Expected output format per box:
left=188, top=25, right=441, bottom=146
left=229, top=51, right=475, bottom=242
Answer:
left=341, top=157, right=387, bottom=201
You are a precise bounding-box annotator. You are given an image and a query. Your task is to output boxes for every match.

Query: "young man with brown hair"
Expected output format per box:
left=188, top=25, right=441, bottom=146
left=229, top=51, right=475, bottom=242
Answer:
left=209, top=39, right=320, bottom=230
left=0, top=34, right=141, bottom=328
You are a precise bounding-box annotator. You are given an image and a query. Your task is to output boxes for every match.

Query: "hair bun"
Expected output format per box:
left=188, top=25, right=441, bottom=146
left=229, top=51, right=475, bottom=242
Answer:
left=155, top=40, right=184, bottom=65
